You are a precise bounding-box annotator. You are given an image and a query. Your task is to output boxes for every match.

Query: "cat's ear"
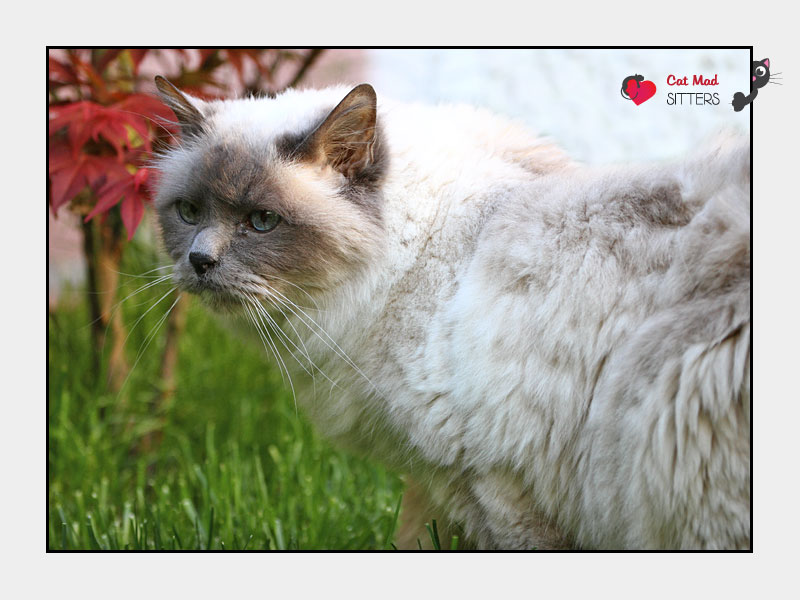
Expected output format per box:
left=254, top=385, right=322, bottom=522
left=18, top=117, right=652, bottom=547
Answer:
left=763, top=58, right=770, bottom=68
left=154, top=76, right=205, bottom=138
left=307, top=84, right=377, bottom=178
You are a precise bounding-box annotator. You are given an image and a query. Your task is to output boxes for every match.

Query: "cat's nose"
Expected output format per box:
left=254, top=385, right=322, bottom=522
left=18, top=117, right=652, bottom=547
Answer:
left=189, top=251, right=217, bottom=276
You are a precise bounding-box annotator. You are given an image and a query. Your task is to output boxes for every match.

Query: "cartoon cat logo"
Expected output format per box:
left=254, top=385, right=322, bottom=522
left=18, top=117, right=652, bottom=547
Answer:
left=620, top=74, right=657, bottom=106
left=732, top=58, right=780, bottom=111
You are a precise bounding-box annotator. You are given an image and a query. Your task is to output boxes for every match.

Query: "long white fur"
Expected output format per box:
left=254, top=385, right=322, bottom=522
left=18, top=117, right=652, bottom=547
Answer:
left=161, top=85, right=750, bottom=549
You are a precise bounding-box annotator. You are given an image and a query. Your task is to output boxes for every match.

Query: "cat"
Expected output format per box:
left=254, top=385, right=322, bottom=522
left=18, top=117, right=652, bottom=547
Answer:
left=732, top=58, right=772, bottom=111
left=620, top=74, right=645, bottom=99
left=153, top=75, right=751, bottom=550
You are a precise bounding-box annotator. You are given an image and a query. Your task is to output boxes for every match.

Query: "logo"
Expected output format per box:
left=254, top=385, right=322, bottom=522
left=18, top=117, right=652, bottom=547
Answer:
left=732, top=57, right=778, bottom=112
left=620, top=74, right=657, bottom=105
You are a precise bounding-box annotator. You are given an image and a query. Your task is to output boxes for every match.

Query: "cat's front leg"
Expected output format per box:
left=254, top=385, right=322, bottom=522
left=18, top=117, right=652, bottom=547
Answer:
left=397, top=474, right=573, bottom=550
left=395, top=477, right=473, bottom=550
left=732, top=88, right=757, bottom=112
left=467, top=470, right=574, bottom=550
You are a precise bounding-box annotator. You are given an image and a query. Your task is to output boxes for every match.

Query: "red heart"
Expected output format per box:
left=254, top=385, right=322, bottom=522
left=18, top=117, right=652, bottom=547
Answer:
left=627, top=80, right=657, bottom=105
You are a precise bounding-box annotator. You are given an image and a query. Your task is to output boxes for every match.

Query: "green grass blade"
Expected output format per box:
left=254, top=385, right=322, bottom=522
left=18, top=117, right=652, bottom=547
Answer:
left=172, top=525, right=183, bottom=549
left=383, top=493, right=403, bottom=550
left=207, top=507, right=215, bottom=550
left=86, top=515, right=103, bottom=550
left=425, top=521, right=441, bottom=550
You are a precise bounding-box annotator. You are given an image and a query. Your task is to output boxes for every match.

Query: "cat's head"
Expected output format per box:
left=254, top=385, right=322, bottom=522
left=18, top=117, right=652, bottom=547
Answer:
left=152, top=77, right=388, bottom=312
left=752, top=58, right=770, bottom=89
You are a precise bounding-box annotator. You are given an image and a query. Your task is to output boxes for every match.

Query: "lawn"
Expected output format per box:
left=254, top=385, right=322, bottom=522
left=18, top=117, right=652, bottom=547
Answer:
left=47, top=240, right=405, bottom=550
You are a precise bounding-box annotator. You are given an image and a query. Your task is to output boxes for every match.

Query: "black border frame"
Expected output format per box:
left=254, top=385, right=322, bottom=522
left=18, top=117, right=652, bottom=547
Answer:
left=46, top=46, right=754, bottom=553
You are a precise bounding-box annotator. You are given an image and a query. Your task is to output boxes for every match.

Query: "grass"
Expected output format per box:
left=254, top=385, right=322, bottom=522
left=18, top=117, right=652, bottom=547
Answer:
left=48, top=240, right=406, bottom=550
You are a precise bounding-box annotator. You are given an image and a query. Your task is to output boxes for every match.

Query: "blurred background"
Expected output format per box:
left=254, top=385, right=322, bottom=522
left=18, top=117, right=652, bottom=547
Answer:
left=48, top=48, right=750, bottom=549
left=50, top=48, right=750, bottom=308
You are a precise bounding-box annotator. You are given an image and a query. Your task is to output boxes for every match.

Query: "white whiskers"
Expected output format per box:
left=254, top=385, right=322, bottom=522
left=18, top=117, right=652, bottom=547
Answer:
left=116, top=292, right=182, bottom=399
left=240, top=294, right=298, bottom=414
left=238, top=278, right=384, bottom=403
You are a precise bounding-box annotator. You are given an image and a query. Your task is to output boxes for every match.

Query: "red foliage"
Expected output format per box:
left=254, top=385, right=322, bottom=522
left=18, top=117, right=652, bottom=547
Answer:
left=48, top=144, right=126, bottom=212
left=49, top=48, right=322, bottom=241
left=48, top=49, right=181, bottom=240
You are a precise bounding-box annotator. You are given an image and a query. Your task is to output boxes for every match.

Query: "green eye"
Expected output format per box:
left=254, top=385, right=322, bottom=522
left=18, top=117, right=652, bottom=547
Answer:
left=177, top=199, right=200, bottom=225
left=249, top=210, right=281, bottom=232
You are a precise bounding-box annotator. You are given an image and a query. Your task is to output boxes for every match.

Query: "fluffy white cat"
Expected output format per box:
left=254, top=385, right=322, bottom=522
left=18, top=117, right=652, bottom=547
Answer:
left=153, top=78, right=750, bottom=549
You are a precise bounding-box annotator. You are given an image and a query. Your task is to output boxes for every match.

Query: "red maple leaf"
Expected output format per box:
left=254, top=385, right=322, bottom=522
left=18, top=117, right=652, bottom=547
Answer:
left=64, top=51, right=110, bottom=103
left=112, top=94, right=178, bottom=146
left=48, top=143, right=128, bottom=212
left=48, top=56, right=79, bottom=87
left=49, top=96, right=175, bottom=160
left=93, top=49, right=123, bottom=75
left=85, top=168, right=151, bottom=240
left=47, top=89, right=178, bottom=239
left=127, top=49, right=150, bottom=75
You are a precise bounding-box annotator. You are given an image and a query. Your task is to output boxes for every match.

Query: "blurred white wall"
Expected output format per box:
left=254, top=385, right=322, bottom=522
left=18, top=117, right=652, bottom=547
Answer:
left=366, top=49, right=750, bottom=164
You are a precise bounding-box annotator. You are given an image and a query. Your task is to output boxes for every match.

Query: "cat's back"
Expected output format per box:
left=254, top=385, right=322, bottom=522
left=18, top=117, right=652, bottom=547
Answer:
left=380, top=98, right=572, bottom=182
left=440, top=135, right=750, bottom=548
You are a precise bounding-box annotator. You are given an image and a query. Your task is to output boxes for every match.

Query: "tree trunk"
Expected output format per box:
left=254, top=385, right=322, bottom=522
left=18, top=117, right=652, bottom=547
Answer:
left=97, top=219, right=129, bottom=392
left=138, top=294, right=187, bottom=454
left=159, top=294, right=187, bottom=403
left=81, top=219, right=102, bottom=376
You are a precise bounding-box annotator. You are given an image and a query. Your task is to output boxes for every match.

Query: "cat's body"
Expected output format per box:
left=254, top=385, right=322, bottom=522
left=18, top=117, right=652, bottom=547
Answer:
left=154, top=79, right=751, bottom=549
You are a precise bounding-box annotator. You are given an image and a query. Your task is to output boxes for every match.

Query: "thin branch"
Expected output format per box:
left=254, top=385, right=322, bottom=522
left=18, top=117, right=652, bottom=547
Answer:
left=283, top=49, right=324, bottom=91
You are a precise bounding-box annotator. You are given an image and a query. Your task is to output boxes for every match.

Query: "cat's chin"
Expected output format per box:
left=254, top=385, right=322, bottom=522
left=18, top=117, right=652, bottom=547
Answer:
left=199, top=293, right=243, bottom=314
left=183, top=285, right=245, bottom=314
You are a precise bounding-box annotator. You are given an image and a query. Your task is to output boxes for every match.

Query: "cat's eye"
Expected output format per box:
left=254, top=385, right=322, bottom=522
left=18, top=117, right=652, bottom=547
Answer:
left=177, top=199, right=200, bottom=225
left=249, top=210, right=281, bottom=232
left=755, top=66, right=766, bottom=76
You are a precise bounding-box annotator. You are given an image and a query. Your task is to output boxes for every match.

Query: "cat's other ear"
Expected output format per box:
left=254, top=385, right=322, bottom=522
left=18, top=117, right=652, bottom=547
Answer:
left=154, top=76, right=205, bottom=138
left=307, top=84, right=377, bottom=178
left=763, top=58, right=770, bottom=68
